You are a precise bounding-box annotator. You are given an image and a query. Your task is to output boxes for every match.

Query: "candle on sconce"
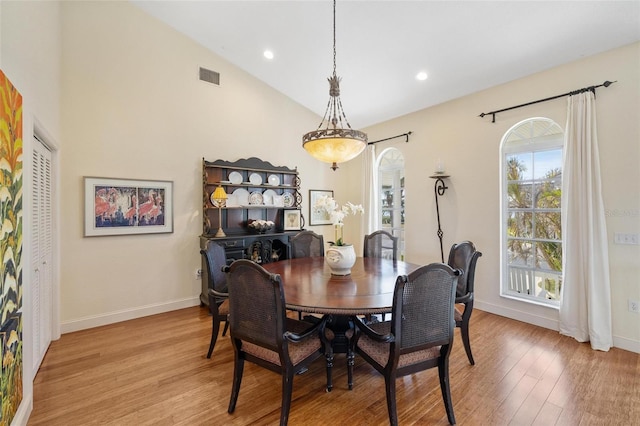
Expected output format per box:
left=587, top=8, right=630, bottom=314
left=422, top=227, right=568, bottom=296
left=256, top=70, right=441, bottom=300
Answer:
left=435, top=158, right=445, bottom=174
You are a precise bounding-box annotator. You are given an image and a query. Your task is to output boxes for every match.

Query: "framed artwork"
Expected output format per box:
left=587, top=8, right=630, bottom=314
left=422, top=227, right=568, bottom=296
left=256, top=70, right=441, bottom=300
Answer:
left=309, top=189, right=334, bottom=226
left=84, top=177, right=173, bottom=236
left=0, top=312, right=22, bottom=422
left=283, top=209, right=302, bottom=231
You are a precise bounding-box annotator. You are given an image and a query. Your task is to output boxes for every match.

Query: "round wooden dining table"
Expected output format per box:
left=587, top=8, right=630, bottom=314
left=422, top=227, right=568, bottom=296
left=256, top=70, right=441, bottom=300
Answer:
left=262, top=256, right=421, bottom=316
left=263, top=256, right=422, bottom=390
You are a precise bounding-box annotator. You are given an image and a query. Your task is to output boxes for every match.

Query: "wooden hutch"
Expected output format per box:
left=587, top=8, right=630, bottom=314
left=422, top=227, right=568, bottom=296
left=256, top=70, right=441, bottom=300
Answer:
left=199, top=157, right=302, bottom=305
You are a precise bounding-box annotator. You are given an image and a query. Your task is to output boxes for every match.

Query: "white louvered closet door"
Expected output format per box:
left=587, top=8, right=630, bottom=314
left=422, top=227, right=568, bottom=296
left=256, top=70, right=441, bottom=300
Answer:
left=32, top=137, right=53, bottom=372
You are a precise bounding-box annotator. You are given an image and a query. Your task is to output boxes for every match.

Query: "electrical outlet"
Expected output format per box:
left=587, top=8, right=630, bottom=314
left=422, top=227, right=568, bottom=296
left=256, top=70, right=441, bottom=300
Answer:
left=195, top=268, right=202, bottom=280
left=629, top=299, right=639, bottom=313
left=614, top=233, right=639, bottom=245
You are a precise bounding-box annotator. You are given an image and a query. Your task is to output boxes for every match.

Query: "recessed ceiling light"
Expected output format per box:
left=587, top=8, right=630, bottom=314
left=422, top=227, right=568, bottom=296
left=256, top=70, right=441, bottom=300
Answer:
left=263, top=50, right=274, bottom=60
left=416, top=71, right=428, bottom=81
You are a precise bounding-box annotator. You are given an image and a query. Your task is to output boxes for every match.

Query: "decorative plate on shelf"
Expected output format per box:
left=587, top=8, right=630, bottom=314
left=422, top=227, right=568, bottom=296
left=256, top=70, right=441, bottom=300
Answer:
left=262, top=189, right=277, bottom=205
left=232, top=188, right=250, bottom=205
left=249, top=191, right=264, bottom=205
left=267, top=174, right=280, bottom=186
left=228, top=171, right=243, bottom=185
left=225, top=193, right=237, bottom=207
left=282, top=192, right=294, bottom=207
left=249, top=173, right=263, bottom=185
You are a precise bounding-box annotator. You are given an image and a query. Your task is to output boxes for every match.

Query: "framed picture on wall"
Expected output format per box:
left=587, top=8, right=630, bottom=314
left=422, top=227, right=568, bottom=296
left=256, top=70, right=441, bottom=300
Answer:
left=283, top=209, right=302, bottom=231
left=309, top=189, right=334, bottom=225
left=84, top=177, right=173, bottom=236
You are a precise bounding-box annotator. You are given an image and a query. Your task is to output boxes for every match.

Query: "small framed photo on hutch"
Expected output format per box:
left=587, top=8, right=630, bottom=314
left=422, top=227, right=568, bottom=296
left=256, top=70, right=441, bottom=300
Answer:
left=283, top=209, right=302, bottom=231
left=84, top=177, right=173, bottom=237
left=309, top=189, right=334, bottom=226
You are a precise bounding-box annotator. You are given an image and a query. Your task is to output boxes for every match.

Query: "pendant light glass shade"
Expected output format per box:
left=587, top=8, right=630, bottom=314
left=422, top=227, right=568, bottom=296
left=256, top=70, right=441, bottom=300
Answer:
left=302, top=0, right=367, bottom=171
left=303, top=127, right=367, bottom=170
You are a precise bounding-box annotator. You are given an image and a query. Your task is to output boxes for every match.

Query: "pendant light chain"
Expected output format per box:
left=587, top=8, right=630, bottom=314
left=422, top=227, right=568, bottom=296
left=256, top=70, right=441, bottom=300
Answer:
left=333, top=0, right=337, bottom=78
left=330, top=0, right=339, bottom=127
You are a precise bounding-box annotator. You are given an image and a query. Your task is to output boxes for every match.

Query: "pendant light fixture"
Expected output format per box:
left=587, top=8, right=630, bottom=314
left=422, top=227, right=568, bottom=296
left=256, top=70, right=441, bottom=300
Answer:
left=302, top=0, right=367, bottom=171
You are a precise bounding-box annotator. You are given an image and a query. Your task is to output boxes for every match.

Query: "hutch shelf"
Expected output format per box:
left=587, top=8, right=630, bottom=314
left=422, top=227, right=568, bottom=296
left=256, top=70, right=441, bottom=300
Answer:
left=199, top=157, right=302, bottom=305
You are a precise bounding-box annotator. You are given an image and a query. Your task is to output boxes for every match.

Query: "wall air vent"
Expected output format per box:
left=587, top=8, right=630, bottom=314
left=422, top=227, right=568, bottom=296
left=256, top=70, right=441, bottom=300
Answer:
left=199, top=67, right=220, bottom=85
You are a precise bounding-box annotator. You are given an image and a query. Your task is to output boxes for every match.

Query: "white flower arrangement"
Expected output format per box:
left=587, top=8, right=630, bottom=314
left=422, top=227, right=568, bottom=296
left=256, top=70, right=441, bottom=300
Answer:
left=313, top=195, right=364, bottom=246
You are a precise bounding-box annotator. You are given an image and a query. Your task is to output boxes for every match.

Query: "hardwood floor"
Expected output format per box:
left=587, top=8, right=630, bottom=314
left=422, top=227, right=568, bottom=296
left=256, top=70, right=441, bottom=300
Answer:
left=29, top=307, right=639, bottom=425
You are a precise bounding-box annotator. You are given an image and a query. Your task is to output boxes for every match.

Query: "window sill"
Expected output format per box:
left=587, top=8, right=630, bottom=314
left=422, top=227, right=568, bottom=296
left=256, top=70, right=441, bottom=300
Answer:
left=500, top=292, right=560, bottom=310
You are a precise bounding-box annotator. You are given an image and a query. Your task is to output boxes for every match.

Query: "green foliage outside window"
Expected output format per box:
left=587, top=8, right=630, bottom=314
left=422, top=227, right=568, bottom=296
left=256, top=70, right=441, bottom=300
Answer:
left=506, top=156, right=563, bottom=300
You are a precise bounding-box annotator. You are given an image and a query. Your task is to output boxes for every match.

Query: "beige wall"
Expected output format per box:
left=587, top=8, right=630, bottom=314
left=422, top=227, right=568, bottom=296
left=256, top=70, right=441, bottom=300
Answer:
left=59, top=1, right=342, bottom=329
left=347, top=42, right=640, bottom=352
left=1, top=0, right=62, bottom=422
left=0, top=1, right=61, bottom=139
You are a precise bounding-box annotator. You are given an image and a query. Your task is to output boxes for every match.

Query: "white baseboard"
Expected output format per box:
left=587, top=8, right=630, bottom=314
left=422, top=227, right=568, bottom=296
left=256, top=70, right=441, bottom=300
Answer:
left=475, top=299, right=640, bottom=354
left=475, top=299, right=560, bottom=331
left=612, top=334, right=640, bottom=354
left=60, top=297, right=201, bottom=334
left=11, top=394, right=32, bottom=426
left=57, top=296, right=639, bottom=353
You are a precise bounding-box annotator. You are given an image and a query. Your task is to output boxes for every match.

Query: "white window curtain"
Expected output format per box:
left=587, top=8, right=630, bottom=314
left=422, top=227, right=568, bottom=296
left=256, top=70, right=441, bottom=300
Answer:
left=559, top=91, right=612, bottom=351
left=361, top=144, right=377, bottom=236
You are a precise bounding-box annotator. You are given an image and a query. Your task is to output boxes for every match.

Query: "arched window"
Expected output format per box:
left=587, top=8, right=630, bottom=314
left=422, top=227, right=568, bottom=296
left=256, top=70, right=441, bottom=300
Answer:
left=377, top=148, right=405, bottom=260
left=500, top=118, right=563, bottom=306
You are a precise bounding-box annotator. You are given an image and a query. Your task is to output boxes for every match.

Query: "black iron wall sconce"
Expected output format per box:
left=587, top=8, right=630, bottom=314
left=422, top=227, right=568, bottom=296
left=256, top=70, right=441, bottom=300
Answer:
left=429, top=173, right=449, bottom=262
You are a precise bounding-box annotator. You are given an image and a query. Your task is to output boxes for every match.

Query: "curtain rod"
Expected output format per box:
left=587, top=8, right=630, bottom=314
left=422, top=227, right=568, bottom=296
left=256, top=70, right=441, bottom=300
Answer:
left=479, top=80, right=616, bottom=123
left=368, top=131, right=412, bottom=145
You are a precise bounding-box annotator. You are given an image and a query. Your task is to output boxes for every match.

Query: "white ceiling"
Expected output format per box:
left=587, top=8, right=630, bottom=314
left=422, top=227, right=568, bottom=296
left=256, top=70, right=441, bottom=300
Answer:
left=131, top=1, right=640, bottom=128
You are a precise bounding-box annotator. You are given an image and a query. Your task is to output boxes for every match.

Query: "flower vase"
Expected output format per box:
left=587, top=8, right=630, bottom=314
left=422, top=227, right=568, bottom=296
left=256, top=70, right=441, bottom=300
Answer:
left=325, top=244, right=356, bottom=276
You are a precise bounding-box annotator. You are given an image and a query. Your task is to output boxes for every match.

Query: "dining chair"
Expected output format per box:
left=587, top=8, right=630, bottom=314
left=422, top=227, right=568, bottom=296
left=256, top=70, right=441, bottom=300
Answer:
left=363, top=229, right=399, bottom=321
left=289, top=230, right=324, bottom=258
left=224, top=260, right=330, bottom=426
left=447, top=241, right=482, bottom=365
left=288, top=230, right=325, bottom=320
left=200, top=241, right=230, bottom=359
left=363, top=230, right=398, bottom=261
left=350, top=263, right=460, bottom=426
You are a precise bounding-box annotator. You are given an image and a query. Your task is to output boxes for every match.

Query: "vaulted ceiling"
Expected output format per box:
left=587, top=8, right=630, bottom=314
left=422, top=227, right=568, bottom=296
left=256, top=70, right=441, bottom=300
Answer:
left=131, top=1, right=640, bottom=128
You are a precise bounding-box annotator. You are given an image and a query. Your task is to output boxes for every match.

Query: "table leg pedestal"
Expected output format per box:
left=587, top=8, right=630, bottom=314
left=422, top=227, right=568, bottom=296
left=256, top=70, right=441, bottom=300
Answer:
left=325, top=314, right=355, bottom=390
left=323, top=347, right=334, bottom=392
